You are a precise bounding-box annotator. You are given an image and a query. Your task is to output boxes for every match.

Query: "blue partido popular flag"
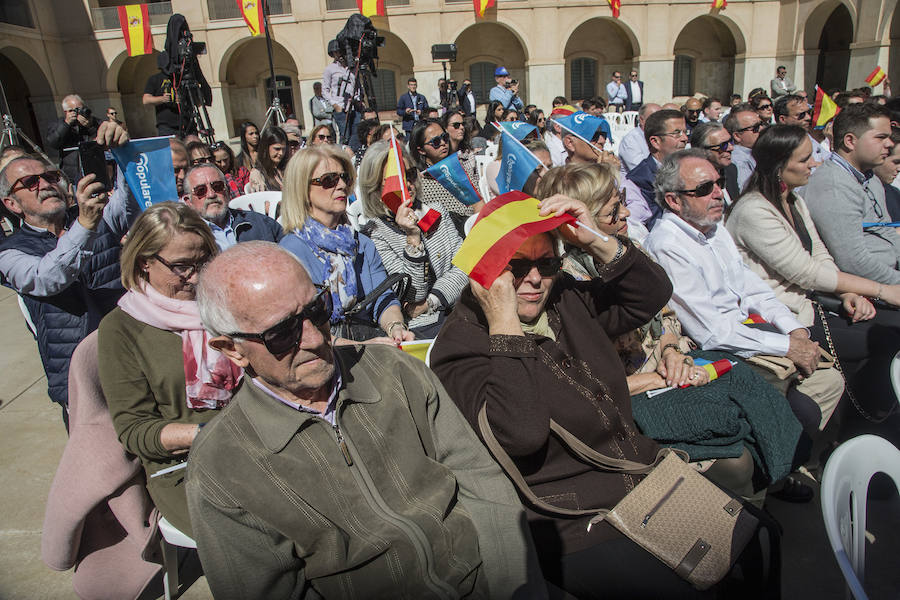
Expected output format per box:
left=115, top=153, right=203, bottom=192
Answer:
left=425, top=152, right=482, bottom=206
left=553, top=111, right=613, bottom=144
left=498, top=128, right=543, bottom=194
left=110, top=136, right=178, bottom=210
left=498, top=121, right=538, bottom=141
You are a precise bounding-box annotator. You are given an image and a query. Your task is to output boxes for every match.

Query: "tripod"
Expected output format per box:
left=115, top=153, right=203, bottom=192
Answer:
left=337, top=33, right=378, bottom=146
left=260, top=0, right=285, bottom=131
left=180, top=76, right=215, bottom=146
left=0, top=78, right=52, bottom=163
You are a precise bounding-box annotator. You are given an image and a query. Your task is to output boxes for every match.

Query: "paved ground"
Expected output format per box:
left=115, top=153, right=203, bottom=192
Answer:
left=0, top=284, right=897, bottom=599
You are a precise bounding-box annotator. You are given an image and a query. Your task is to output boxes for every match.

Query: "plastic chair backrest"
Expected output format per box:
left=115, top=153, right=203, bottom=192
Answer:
left=621, top=111, right=639, bottom=127
left=474, top=155, right=494, bottom=202
left=346, top=199, right=366, bottom=232
left=483, top=141, right=499, bottom=160
left=820, top=434, right=900, bottom=600
left=229, top=191, right=281, bottom=220
left=890, top=350, right=900, bottom=405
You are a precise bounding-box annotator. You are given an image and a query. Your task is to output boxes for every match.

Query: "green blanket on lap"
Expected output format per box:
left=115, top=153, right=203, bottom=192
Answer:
left=631, top=350, right=802, bottom=484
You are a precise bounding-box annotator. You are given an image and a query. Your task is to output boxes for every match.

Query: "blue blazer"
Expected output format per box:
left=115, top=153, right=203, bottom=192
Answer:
left=396, top=92, right=429, bottom=132
left=625, top=80, right=644, bottom=111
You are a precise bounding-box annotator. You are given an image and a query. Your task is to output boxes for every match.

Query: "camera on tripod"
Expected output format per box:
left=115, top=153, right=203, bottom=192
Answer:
left=176, top=31, right=206, bottom=64
left=336, top=14, right=384, bottom=73
left=159, top=14, right=214, bottom=143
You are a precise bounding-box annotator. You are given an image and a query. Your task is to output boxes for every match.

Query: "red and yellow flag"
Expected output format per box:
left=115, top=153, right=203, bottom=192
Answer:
left=712, top=0, right=727, bottom=9
left=474, top=0, right=496, bottom=17
left=382, top=134, right=409, bottom=214
left=866, top=66, right=887, bottom=87
left=117, top=4, right=152, bottom=57
left=608, top=0, right=621, bottom=18
left=678, top=359, right=734, bottom=388
left=813, top=85, right=840, bottom=128
left=453, top=191, right=575, bottom=288
left=237, top=0, right=265, bottom=36
left=357, top=0, right=386, bottom=17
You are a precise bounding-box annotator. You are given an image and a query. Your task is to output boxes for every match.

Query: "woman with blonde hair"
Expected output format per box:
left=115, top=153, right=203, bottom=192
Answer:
left=358, top=140, right=466, bottom=337
left=98, top=202, right=241, bottom=536
left=279, top=145, right=413, bottom=343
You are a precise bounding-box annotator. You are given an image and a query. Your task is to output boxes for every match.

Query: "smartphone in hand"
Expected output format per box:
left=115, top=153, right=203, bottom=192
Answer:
left=78, top=141, right=112, bottom=194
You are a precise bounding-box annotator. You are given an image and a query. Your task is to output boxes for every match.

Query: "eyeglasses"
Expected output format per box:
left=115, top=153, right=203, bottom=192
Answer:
left=447, top=121, right=464, bottom=129
left=737, top=122, right=763, bottom=133
left=864, top=185, right=883, bottom=219
left=703, top=140, right=733, bottom=152
left=757, top=103, right=773, bottom=111
left=228, top=288, right=333, bottom=356
left=310, top=171, right=350, bottom=189
left=793, top=110, right=812, bottom=119
left=505, top=257, right=562, bottom=279
left=151, top=253, right=211, bottom=279
left=191, top=180, right=227, bottom=198
left=190, top=155, right=214, bottom=166
left=425, top=132, right=450, bottom=148
left=316, top=134, right=334, bottom=142
left=108, top=111, right=118, bottom=116
left=685, top=109, right=701, bottom=116
left=10, top=170, right=63, bottom=193
left=677, top=177, right=726, bottom=197
left=657, top=130, right=686, bottom=139
left=598, top=200, right=622, bottom=225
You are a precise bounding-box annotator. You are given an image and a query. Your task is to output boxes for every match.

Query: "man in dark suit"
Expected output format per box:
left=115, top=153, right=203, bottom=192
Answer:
left=396, top=78, right=429, bottom=133
left=690, top=122, right=739, bottom=206
left=625, top=70, right=644, bottom=111
left=457, top=79, right=477, bottom=117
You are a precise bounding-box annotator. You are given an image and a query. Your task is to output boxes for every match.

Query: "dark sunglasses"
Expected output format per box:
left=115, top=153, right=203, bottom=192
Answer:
left=737, top=122, right=763, bottom=133
left=685, top=109, right=701, bottom=116
left=794, top=110, right=812, bottom=119
left=447, top=121, right=464, bottom=129
left=152, top=253, right=211, bottom=279
left=703, top=140, right=733, bottom=152
left=678, top=177, right=726, bottom=197
left=757, top=103, right=773, bottom=110
left=310, top=171, right=350, bottom=189
left=506, top=257, right=562, bottom=279
left=10, top=170, right=63, bottom=193
left=190, top=155, right=214, bottom=166
left=425, top=132, right=450, bottom=148
left=316, top=134, right=334, bottom=141
left=191, top=180, right=227, bottom=198
left=228, top=288, right=333, bottom=355
left=599, top=200, right=622, bottom=225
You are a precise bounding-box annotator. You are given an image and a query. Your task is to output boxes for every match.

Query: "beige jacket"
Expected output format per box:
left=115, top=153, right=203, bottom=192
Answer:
left=726, top=191, right=839, bottom=326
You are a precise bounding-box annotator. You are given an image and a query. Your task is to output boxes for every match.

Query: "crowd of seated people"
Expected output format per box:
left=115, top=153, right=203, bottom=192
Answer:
left=20, top=78, right=900, bottom=599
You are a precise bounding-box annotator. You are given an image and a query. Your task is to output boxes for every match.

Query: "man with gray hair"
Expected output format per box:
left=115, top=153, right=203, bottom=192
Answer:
left=187, top=241, right=545, bottom=599
left=616, top=103, right=660, bottom=173
left=46, top=94, right=102, bottom=184
left=723, top=103, right=763, bottom=191
left=690, top=121, right=740, bottom=204
left=644, top=149, right=843, bottom=441
left=181, top=164, right=282, bottom=250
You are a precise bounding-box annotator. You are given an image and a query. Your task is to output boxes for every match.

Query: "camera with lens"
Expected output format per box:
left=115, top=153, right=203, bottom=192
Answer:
left=336, top=14, right=383, bottom=73
left=177, top=31, right=206, bottom=63
left=448, top=80, right=458, bottom=91
left=75, top=106, right=92, bottom=119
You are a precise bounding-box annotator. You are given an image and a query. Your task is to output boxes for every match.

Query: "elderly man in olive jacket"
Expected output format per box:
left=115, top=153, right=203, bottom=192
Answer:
left=186, top=242, right=545, bottom=600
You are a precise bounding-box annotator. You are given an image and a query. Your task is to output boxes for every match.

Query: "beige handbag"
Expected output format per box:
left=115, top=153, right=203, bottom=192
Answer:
left=477, top=405, right=758, bottom=591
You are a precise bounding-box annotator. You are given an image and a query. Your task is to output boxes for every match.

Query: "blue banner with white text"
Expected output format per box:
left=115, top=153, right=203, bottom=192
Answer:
left=425, top=153, right=482, bottom=206
left=498, top=129, right=542, bottom=194
left=110, top=136, right=178, bottom=210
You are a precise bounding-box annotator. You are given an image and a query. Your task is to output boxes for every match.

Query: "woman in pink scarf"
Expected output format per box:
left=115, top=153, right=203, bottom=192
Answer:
left=98, top=202, right=241, bottom=537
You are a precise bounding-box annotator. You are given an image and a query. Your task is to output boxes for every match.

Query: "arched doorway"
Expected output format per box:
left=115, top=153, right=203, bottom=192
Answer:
left=0, top=47, right=53, bottom=150
left=115, top=51, right=162, bottom=138
left=672, top=16, right=737, bottom=100
left=368, top=30, right=414, bottom=115
left=221, top=38, right=300, bottom=137
left=451, top=23, right=528, bottom=105
left=816, top=5, right=853, bottom=92
left=564, top=18, right=637, bottom=104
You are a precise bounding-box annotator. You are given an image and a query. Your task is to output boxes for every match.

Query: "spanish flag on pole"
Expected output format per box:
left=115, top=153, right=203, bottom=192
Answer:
left=866, top=66, right=887, bottom=87
left=358, top=0, right=386, bottom=17
left=474, top=0, right=496, bottom=17
left=608, top=0, right=621, bottom=18
left=812, top=85, right=840, bottom=128
left=383, top=130, right=441, bottom=232
left=237, top=0, right=266, bottom=36
left=712, top=0, right=727, bottom=9
left=453, top=191, right=575, bottom=288
left=117, top=4, right=152, bottom=57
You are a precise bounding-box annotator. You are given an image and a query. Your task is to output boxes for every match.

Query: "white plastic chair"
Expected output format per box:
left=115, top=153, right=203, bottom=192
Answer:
left=474, top=155, right=494, bottom=202
left=346, top=199, right=366, bottom=232
left=157, top=515, right=197, bottom=600
left=820, top=434, right=900, bottom=600
left=890, top=350, right=900, bottom=406
left=229, top=191, right=281, bottom=220
left=463, top=213, right=478, bottom=237
left=621, top=111, right=639, bottom=127
left=483, top=141, right=499, bottom=160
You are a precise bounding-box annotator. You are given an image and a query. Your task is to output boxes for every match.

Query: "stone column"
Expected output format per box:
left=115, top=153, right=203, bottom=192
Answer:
left=526, top=63, right=564, bottom=115
left=635, top=58, right=673, bottom=105
left=849, top=42, right=892, bottom=90
left=738, top=56, right=776, bottom=98
left=208, top=84, right=233, bottom=141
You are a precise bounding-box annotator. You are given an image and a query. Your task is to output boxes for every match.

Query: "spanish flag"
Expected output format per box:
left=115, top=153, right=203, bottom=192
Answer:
left=608, top=0, right=621, bottom=18
left=117, top=4, right=152, bottom=57
left=679, top=358, right=734, bottom=388
left=383, top=130, right=441, bottom=232
left=237, top=0, right=265, bottom=36
left=357, top=0, right=386, bottom=17
left=474, top=0, right=496, bottom=18
left=712, top=0, right=727, bottom=9
left=812, top=85, right=840, bottom=128
left=866, top=66, right=887, bottom=87
left=453, top=191, right=575, bottom=288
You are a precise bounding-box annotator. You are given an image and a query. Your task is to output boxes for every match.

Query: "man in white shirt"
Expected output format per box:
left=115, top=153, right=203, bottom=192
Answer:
left=723, top=103, right=762, bottom=191
left=605, top=72, right=627, bottom=113
left=617, top=103, right=660, bottom=173
left=625, top=70, right=643, bottom=111
left=644, top=149, right=843, bottom=434
left=775, top=94, right=830, bottom=166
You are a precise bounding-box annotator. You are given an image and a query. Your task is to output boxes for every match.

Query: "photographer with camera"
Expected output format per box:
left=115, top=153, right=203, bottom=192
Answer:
left=489, top=67, right=524, bottom=113
left=143, top=71, right=181, bottom=136
left=46, top=95, right=101, bottom=185
left=437, top=78, right=459, bottom=115
left=323, top=39, right=362, bottom=151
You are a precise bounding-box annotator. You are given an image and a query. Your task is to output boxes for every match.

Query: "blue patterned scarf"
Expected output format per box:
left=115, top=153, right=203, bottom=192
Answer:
left=294, top=217, right=359, bottom=322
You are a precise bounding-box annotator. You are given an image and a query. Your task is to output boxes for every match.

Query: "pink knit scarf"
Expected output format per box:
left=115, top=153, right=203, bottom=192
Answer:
left=118, top=282, right=242, bottom=409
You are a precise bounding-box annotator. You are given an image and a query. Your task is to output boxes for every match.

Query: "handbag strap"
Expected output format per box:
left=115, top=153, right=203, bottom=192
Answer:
left=344, top=272, right=412, bottom=318
left=477, top=404, right=681, bottom=518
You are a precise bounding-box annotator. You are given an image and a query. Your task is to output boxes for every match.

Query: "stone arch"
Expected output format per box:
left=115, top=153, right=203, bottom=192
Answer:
left=0, top=46, right=54, bottom=148
left=888, top=0, right=900, bottom=86
left=220, top=37, right=300, bottom=137
left=450, top=22, right=528, bottom=103
left=563, top=17, right=638, bottom=103
left=370, top=30, right=414, bottom=113
left=801, top=0, right=855, bottom=92
left=672, top=16, right=739, bottom=99
left=108, top=50, right=162, bottom=138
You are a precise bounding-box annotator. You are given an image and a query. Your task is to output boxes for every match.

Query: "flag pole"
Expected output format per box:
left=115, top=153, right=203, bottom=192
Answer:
left=389, top=126, right=409, bottom=204
left=552, top=119, right=607, bottom=156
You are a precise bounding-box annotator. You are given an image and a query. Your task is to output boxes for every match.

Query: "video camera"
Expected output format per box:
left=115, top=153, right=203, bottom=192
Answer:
left=336, top=14, right=384, bottom=73
left=176, top=29, right=206, bottom=65
left=159, top=14, right=213, bottom=143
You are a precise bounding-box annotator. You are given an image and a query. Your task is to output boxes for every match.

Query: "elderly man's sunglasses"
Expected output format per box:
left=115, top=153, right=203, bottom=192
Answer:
left=10, top=170, right=63, bottom=193
left=506, top=257, right=562, bottom=279
left=190, top=155, right=214, bottom=167
left=703, top=140, right=733, bottom=152
left=425, top=132, right=450, bottom=148
left=310, top=171, right=351, bottom=189
left=191, top=180, right=227, bottom=198
left=737, top=122, right=764, bottom=133
left=678, top=177, right=726, bottom=197
left=228, top=288, right=333, bottom=355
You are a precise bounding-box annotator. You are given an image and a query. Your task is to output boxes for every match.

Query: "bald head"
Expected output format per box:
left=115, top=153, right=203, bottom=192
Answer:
left=638, top=103, right=661, bottom=128
left=661, top=103, right=681, bottom=111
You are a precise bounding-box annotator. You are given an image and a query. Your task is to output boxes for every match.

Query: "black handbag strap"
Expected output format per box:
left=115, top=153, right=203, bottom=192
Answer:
left=477, top=404, right=682, bottom=518
left=344, top=272, right=412, bottom=318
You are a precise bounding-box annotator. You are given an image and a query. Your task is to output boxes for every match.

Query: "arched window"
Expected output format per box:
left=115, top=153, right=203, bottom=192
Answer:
left=469, top=62, right=497, bottom=104
left=371, top=68, right=397, bottom=111
left=673, top=55, right=694, bottom=97
left=570, top=57, right=597, bottom=102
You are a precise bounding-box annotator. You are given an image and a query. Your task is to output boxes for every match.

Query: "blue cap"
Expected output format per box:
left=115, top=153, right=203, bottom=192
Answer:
left=554, top=111, right=613, bottom=145
left=498, top=121, right=538, bottom=141
left=494, top=66, right=509, bottom=77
